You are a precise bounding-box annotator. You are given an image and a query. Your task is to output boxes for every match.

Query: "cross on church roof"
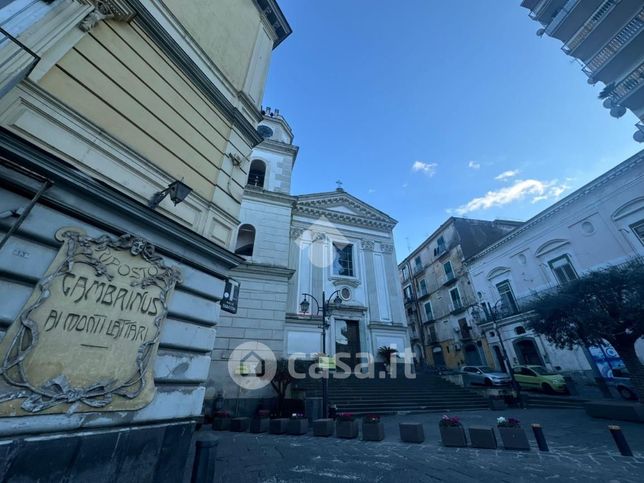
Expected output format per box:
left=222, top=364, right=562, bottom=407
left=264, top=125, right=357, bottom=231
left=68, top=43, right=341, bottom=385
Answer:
left=336, top=179, right=343, bottom=191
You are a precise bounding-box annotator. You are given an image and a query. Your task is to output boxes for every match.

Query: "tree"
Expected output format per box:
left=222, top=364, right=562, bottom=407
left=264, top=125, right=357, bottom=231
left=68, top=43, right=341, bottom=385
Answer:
left=267, top=359, right=295, bottom=416
left=529, top=258, right=644, bottom=400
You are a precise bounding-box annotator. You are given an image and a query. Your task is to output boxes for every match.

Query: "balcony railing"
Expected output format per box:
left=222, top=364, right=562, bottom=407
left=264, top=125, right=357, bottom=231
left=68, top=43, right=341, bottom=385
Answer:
left=529, top=0, right=552, bottom=20
left=583, top=8, right=644, bottom=75
left=0, top=27, right=39, bottom=100
left=547, top=0, right=580, bottom=35
left=563, top=0, right=618, bottom=54
left=612, top=61, right=644, bottom=102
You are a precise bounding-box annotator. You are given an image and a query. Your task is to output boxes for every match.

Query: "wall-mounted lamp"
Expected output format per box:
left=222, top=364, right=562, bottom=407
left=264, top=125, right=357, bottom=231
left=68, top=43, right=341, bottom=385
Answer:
left=149, top=179, right=192, bottom=209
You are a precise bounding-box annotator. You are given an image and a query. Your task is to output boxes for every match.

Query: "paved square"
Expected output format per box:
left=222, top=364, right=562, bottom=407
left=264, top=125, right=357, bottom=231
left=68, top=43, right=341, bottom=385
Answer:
left=206, top=409, right=644, bottom=482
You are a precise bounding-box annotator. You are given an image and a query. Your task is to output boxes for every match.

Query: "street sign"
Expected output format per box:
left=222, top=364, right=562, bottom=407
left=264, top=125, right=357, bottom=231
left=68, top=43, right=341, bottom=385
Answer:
left=221, top=278, right=240, bottom=314
left=319, top=356, right=336, bottom=370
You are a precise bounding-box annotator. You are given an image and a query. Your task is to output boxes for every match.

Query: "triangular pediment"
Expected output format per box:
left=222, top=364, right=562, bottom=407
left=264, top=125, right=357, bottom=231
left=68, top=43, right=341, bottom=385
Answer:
left=294, top=191, right=397, bottom=230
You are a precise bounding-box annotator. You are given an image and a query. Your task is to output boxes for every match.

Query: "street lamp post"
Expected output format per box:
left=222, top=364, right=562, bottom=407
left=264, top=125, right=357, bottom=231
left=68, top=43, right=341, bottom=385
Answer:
left=299, top=290, right=343, bottom=418
left=489, top=299, right=522, bottom=402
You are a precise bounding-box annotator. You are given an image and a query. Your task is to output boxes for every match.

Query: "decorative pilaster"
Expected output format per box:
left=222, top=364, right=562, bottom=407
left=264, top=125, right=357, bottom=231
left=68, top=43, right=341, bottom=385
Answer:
left=361, top=239, right=375, bottom=251
left=380, top=243, right=394, bottom=254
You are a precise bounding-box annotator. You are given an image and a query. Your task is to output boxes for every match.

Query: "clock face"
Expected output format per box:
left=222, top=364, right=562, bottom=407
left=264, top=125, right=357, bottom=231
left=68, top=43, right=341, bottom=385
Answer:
left=257, top=125, right=273, bottom=139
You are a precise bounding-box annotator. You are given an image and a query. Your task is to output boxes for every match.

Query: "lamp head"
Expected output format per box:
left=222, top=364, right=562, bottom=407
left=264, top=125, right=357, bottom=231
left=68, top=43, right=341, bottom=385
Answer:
left=299, top=298, right=310, bottom=314
left=168, top=180, right=192, bottom=205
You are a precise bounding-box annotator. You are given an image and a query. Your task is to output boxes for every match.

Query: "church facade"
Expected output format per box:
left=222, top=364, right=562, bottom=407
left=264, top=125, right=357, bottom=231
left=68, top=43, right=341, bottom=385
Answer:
left=208, top=109, right=410, bottom=409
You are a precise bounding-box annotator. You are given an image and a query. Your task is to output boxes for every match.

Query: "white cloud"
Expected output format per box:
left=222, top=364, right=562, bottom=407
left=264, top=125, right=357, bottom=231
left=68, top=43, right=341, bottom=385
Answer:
left=411, top=161, right=438, bottom=177
left=468, top=161, right=480, bottom=170
left=453, top=178, right=570, bottom=215
left=495, top=170, right=520, bottom=180
left=368, top=188, right=376, bottom=193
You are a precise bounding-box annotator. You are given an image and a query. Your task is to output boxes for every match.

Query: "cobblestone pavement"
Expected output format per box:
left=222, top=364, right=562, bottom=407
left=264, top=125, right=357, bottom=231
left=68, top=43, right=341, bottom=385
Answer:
left=209, top=409, right=644, bottom=482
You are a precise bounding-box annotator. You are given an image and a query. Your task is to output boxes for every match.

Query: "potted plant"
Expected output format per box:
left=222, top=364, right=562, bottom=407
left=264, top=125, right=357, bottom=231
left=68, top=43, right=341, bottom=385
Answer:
left=212, top=410, right=232, bottom=431
left=287, top=413, right=309, bottom=435
left=439, top=415, right=467, bottom=447
left=250, top=409, right=271, bottom=433
left=497, top=417, right=530, bottom=450
left=362, top=414, right=384, bottom=442
left=335, top=412, right=359, bottom=439
left=378, top=346, right=398, bottom=373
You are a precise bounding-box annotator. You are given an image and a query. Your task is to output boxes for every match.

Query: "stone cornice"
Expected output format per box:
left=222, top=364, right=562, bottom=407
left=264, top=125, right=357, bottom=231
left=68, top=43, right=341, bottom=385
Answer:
left=232, top=262, right=295, bottom=279
left=294, top=191, right=397, bottom=231
left=0, top=128, right=243, bottom=274
left=252, top=0, right=292, bottom=48
left=467, top=151, right=644, bottom=264
left=243, top=186, right=296, bottom=205
left=257, top=138, right=299, bottom=160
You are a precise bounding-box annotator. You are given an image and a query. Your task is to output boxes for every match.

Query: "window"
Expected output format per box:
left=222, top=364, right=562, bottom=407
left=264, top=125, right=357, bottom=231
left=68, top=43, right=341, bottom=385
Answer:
left=424, top=301, right=433, bottom=321
left=333, top=243, right=354, bottom=277
left=247, top=159, right=266, bottom=187
left=631, top=220, right=644, bottom=245
left=413, top=256, right=422, bottom=272
left=496, top=280, right=518, bottom=315
left=287, top=331, right=320, bottom=357
left=449, top=287, right=462, bottom=310
left=403, top=285, right=413, bottom=300
left=434, top=236, right=446, bottom=256
left=418, top=279, right=427, bottom=296
left=443, top=261, right=454, bottom=280
left=548, top=255, right=578, bottom=284
left=234, top=224, right=256, bottom=256
left=401, top=265, right=410, bottom=280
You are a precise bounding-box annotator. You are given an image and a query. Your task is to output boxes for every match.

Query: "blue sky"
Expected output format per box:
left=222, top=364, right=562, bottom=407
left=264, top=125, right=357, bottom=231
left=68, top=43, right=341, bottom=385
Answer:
left=263, top=0, right=642, bottom=261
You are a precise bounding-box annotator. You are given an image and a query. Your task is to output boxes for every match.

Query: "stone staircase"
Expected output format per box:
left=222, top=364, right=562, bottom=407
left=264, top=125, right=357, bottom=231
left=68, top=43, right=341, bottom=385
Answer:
left=294, top=372, right=490, bottom=415
left=523, top=394, right=588, bottom=410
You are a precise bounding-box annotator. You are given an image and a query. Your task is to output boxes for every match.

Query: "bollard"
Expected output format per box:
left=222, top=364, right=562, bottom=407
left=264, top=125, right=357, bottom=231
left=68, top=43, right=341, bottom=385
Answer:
left=531, top=424, right=549, bottom=452
left=191, top=435, right=219, bottom=483
left=608, top=425, right=633, bottom=457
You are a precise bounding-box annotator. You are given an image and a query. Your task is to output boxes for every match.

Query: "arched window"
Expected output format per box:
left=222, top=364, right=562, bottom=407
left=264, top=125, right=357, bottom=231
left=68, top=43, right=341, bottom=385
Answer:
left=234, top=224, right=256, bottom=256
left=247, top=160, right=266, bottom=188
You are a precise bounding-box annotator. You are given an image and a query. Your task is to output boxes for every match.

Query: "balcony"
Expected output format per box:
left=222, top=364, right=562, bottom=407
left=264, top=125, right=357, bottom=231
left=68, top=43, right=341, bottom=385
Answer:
left=583, top=8, right=644, bottom=77
left=403, top=295, right=416, bottom=306
left=442, top=274, right=458, bottom=288
left=0, top=27, right=39, bottom=100
left=412, top=264, right=426, bottom=276
left=563, top=0, right=621, bottom=55
left=611, top=61, right=644, bottom=103
left=450, top=301, right=468, bottom=316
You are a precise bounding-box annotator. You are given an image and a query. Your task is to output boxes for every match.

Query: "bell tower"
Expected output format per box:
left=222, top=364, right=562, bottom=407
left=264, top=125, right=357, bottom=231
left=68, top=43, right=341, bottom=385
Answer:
left=246, top=107, right=298, bottom=194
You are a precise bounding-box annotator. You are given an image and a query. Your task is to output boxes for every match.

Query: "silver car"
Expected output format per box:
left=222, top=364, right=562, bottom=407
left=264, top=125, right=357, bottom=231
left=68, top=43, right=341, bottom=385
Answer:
left=461, top=366, right=512, bottom=387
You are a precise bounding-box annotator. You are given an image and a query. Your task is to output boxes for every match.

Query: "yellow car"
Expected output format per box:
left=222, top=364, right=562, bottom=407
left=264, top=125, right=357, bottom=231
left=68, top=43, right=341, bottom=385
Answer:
left=512, top=365, right=568, bottom=394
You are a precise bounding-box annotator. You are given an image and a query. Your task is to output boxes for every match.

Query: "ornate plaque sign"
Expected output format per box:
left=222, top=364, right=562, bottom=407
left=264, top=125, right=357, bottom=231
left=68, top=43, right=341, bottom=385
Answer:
left=0, top=228, right=181, bottom=415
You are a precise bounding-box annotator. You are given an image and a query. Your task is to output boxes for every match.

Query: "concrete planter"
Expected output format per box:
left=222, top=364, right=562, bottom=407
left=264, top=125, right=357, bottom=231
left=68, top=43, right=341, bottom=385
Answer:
left=498, top=427, right=530, bottom=450
left=584, top=401, right=644, bottom=423
left=230, top=417, right=250, bottom=432
left=336, top=420, right=359, bottom=439
left=313, top=419, right=335, bottom=437
left=489, top=398, right=507, bottom=410
left=249, top=417, right=269, bottom=433
left=287, top=418, right=309, bottom=435
left=212, top=418, right=231, bottom=431
left=362, top=421, right=385, bottom=442
left=469, top=426, right=497, bottom=449
left=269, top=418, right=289, bottom=434
left=439, top=425, right=467, bottom=447
left=399, top=423, right=424, bottom=443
